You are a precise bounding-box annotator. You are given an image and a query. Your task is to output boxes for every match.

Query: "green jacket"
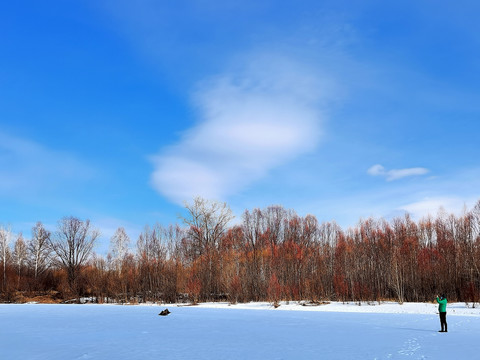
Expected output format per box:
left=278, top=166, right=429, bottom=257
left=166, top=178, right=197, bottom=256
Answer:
left=436, top=296, right=447, bottom=312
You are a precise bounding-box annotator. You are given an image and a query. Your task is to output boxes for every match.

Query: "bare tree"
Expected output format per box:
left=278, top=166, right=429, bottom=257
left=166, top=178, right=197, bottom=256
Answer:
left=136, top=224, right=168, bottom=301
left=0, top=226, right=12, bottom=292
left=13, top=234, right=27, bottom=288
left=182, top=197, right=234, bottom=256
left=28, top=222, right=52, bottom=280
left=109, top=227, right=130, bottom=274
left=242, top=208, right=266, bottom=301
left=182, top=197, right=234, bottom=300
left=50, top=217, right=100, bottom=294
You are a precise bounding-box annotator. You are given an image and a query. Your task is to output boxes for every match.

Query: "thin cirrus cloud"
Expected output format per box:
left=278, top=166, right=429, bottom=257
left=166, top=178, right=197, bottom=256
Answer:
left=399, top=196, right=477, bottom=220
left=0, top=131, right=94, bottom=197
left=367, top=164, right=430, bottom=181
left=151, top=54, right=336, bottom=204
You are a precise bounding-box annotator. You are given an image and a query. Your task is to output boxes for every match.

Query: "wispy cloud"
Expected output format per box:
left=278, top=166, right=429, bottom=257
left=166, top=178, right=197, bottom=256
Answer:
left=0, top=131, right=95, bottom=197
left=151, top=53, right=337, bottom=203
left=399, top=196, right=476, bottom=220
left=367, top=164, right=429, bottom=181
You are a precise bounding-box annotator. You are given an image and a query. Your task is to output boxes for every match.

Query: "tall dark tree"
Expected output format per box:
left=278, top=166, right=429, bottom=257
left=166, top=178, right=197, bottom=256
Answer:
left=181, top=197, right=234, bottom=300
left=50, top=217, right=99, bottom=295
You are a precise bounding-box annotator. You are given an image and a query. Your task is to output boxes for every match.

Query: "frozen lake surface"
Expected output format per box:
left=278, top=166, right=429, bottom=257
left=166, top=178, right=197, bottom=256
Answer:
left=1, top=302, right=479, bottom=359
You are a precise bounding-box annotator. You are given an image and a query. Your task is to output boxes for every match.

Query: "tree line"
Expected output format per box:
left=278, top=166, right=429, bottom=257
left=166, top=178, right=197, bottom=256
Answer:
left=1, top=197, right=480, bottom=304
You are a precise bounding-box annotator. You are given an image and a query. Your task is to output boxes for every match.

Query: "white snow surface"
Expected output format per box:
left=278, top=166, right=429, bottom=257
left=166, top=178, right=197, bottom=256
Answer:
left=1, top=301, right=479, bottom=359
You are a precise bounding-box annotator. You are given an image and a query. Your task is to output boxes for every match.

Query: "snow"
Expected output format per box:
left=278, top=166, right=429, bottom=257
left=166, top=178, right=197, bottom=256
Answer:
left=1, top=301, right=479, bottom=359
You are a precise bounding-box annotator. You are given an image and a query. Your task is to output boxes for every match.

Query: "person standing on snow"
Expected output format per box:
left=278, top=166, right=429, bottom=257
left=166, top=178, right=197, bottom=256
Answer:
left=436, top=294, right=447, bottom=332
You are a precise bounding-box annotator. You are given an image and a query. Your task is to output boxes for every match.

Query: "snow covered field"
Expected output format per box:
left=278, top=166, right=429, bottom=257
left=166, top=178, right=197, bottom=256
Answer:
left=1, top=301, right=479, bottom=359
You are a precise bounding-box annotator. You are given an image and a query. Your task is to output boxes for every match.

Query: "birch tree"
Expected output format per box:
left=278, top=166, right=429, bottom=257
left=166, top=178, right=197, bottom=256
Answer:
left=13, top=234, right=27, bottom=288
left=109, top=227, right=130, bottom=273
left=28, top=222, right=52, bottom=281
left=0, top=226, right=12, bottom=292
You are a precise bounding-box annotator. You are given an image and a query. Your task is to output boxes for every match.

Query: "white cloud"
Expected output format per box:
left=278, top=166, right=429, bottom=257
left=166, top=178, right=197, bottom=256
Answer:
left=367, top=164, right=386, bottom=177
left=399, top=197, right=476, bottom=220
left=151, top=54, right=336, bottom=203
left=0, top=131, right=94, bottom=196
left=367, top=164, right=429, bottom=181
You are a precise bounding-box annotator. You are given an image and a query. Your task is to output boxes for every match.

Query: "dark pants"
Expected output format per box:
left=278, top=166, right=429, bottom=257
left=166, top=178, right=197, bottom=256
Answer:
left=439, top=312, right=447, bottom=332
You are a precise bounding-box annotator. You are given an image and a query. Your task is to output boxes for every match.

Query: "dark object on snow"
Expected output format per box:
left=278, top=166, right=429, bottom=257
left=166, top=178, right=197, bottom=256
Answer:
left=159, top=308, right=171, bottom=316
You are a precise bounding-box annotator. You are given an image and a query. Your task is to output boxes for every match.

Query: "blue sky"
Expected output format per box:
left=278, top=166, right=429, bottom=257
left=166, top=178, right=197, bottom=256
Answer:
left=1, top=0, right=479, bottom=252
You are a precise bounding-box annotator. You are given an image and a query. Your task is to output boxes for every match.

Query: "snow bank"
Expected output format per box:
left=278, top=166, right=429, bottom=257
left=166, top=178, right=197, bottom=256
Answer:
left=176, top=300, right=480, bottom=316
